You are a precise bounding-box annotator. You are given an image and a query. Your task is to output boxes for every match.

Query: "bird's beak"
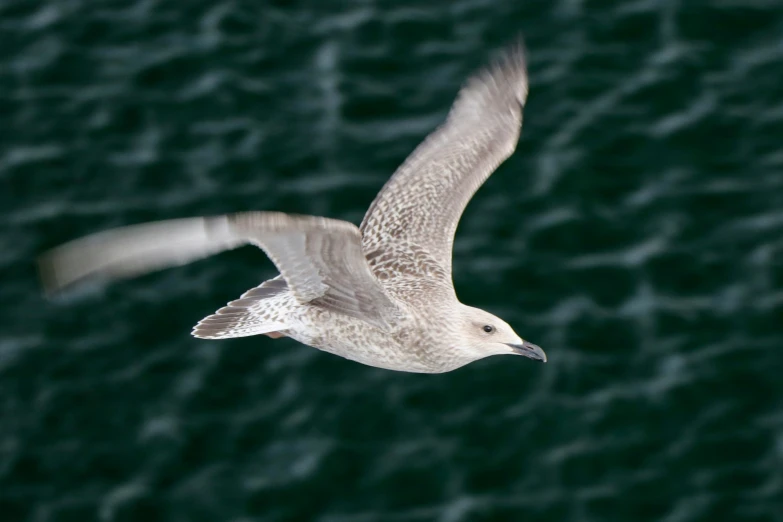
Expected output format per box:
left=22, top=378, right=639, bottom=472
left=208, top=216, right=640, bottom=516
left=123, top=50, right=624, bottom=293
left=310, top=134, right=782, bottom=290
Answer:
left=506, top=341, right=547, bottom=362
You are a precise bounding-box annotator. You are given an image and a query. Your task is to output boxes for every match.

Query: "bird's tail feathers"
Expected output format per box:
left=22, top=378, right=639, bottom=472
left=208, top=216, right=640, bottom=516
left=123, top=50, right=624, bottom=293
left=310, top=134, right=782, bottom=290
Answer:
left=192, top=277, right=294, bottom=339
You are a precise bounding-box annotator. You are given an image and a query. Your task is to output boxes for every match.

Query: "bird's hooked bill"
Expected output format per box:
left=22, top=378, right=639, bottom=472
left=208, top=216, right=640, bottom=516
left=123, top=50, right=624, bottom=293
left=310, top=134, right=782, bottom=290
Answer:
left=507, top=341, right=547, bottom=362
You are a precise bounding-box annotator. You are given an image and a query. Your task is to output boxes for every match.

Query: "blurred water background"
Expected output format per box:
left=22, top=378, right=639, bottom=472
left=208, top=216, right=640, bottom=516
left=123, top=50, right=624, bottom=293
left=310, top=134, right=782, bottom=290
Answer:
left=2, top=0, right=783, bottom=520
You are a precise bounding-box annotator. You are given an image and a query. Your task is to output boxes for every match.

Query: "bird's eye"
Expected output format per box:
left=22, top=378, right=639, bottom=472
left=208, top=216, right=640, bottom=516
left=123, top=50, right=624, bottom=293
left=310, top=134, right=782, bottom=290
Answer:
left=483, top=325, right=495, bottom=333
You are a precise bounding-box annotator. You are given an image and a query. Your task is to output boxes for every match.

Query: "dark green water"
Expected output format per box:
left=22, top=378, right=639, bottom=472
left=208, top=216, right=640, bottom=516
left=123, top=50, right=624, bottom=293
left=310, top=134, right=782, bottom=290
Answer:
left=3, top=0, right=783, bottom=520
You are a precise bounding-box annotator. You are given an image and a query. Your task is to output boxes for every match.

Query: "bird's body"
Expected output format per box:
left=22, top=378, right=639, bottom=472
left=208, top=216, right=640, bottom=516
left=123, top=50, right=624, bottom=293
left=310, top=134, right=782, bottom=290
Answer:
left=261, top=277, right=501, bottom=373
left=38, top=38, right=547, bottom=373
left=285, top=299, right=448, bottom=373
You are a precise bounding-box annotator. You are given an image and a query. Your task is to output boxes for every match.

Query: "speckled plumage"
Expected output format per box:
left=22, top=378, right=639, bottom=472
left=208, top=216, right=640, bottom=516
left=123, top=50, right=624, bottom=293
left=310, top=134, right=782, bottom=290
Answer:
left=37, top=38, right=547, bottom=373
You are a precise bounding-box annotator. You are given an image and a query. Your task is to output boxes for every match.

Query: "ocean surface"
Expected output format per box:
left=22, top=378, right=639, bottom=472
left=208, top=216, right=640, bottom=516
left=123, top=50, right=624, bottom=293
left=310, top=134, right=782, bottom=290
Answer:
left=2, top=0, right=783, bottom=520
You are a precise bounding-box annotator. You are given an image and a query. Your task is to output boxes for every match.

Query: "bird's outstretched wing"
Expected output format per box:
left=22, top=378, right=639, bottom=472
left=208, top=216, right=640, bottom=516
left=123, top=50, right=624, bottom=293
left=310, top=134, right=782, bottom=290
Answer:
left=360, top=39, right=529, bottom=283
left=38, top=212, right=399, bottom=329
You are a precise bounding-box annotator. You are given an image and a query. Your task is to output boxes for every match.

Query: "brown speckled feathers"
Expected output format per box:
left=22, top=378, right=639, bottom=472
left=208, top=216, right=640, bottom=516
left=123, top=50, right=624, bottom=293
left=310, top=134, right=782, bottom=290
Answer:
left=360, top=40, right=528, bottom=283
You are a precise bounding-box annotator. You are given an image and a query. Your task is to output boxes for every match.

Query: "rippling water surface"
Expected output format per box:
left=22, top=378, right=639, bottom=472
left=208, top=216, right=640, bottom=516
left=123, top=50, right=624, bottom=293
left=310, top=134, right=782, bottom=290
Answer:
left=2, top=0, right=783, bottom=521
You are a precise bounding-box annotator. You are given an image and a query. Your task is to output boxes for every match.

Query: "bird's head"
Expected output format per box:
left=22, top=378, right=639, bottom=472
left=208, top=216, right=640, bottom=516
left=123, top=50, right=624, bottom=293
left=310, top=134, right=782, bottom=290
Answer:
left=455, top=305, right=546, bottom=364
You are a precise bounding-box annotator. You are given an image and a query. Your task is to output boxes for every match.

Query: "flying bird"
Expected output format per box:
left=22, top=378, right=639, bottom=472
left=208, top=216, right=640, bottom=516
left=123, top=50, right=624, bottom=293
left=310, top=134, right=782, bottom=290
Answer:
left=37, top=38, right=546, bottom=373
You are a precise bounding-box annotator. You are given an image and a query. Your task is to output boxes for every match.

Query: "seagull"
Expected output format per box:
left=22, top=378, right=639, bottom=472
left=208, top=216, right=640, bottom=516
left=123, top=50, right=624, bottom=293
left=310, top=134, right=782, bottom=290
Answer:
left=37, top=38, right=546, bottom=373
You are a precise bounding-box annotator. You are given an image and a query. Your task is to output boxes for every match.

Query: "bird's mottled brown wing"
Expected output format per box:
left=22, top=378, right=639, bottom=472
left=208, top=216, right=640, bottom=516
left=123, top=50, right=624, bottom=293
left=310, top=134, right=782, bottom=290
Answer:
left=38, top=212, right=399, bottom=329
left=360, top=40, right=528, bottom=283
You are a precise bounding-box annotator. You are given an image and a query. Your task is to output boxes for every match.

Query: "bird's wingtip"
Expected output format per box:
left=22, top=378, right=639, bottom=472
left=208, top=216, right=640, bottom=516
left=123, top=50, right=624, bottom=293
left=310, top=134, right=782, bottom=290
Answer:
left=489, top=33, right=529, bottom=105
left=36, top=250, right=61, bottom=298
left=454, top=33, right=530, bottom=113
